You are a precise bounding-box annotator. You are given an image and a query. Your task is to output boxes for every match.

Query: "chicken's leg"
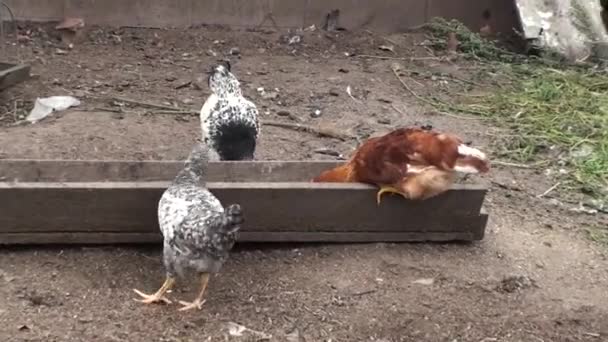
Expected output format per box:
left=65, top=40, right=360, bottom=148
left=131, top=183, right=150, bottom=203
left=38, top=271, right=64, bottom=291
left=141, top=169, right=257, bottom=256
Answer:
left=178, top=273, right=210, bottom=311
left=376, top=185, right=408, bottom=205
left=133, top=276, right=175, bottom=305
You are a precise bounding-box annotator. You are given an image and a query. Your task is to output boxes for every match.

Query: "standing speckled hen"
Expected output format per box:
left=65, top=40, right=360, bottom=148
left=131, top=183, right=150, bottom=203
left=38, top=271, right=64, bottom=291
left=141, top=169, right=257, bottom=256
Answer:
left=133, top=141, right=243, bottom=311
left=200, top=61, right=260, bottom=161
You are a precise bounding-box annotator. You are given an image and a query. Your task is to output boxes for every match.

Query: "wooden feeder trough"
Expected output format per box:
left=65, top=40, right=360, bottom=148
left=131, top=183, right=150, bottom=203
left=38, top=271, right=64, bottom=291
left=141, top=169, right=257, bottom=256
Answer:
left=0, top=159, right=489, bottom=245
left=0, top=62, right=30, bottom=91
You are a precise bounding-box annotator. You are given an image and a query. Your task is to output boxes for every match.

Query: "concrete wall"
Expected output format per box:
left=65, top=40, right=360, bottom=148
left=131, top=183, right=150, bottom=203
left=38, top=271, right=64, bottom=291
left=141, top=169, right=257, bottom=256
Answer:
left=3, top=0, right=520, bottom=33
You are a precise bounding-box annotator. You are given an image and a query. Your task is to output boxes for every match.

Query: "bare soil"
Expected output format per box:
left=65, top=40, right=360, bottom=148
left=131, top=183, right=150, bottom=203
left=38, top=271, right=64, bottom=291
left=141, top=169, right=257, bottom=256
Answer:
left=0, top=25, right=607, bottom=342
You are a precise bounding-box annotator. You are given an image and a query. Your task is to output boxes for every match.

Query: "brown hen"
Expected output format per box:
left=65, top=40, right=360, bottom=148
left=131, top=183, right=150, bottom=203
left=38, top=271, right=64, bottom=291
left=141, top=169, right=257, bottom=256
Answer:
left=312, top=127, right=489, bottom=204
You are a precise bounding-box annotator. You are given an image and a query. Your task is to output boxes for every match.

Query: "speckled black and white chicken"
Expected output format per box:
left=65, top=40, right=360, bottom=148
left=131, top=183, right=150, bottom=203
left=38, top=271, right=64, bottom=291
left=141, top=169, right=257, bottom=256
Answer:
left=200, top=61, right=260, bottom=161
left=133, top=141, right=243, bottom=311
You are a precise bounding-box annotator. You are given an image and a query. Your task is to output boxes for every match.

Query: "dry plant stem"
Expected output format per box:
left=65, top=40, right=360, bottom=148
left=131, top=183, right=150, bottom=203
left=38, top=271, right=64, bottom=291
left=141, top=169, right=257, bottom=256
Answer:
left=390, top=103, right=406, bottom=116
left=358, top=55, right=441, bottom=61
left=111, top=96, right=196, bottom=113
left=87, top=106, right=351, bottom=141
left=262, top=120, right=353, bottom=141
left=492, top=160, right=549, bottom=169
left=537, top=182, right=561, bottom=198
left=390, top=67, right=485, bottom=121
left=87, top=95, right=197, bottom=113
left=89, top=97, right=352, bottom=141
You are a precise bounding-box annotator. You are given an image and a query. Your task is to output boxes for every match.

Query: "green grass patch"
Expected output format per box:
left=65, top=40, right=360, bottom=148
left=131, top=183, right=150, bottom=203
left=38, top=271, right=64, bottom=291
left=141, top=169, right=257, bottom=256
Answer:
left=422, top=18, right=608, bottom=201
left=587, top=226, right=608, bottom=247
left=463, top=67, right=608, bottom=197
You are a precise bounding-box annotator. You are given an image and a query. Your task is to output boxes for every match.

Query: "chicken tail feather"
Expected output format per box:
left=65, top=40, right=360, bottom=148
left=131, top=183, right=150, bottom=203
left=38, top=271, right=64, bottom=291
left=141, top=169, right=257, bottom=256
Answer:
left=454, top=144, right=490, bottom=174
left=222, top=204, right=244, bottom=234
left=312, top=163, right=354, bottom=182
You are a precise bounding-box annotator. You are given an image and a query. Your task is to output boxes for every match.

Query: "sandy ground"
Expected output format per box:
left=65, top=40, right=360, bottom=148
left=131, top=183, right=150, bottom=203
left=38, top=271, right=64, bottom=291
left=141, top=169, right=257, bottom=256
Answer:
left=0, top=24, right=607, bottom=342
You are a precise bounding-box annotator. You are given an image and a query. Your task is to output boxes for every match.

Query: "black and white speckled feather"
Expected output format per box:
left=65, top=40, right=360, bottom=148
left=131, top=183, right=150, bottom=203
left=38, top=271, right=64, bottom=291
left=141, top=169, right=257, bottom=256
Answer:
left=158, top=142, right=243, bottom=279
left=200, top=62, right=260, bottom=161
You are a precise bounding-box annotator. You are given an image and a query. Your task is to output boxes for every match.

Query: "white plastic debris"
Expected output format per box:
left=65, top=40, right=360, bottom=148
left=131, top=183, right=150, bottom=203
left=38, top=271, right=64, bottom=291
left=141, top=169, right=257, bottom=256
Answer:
left=26, top=96, right=81, bottom=123
left=226, top=322, right=271, bottom=340
left=413, top=278, right=435, bottom=285
left=227, top=322, right=247, bottom=337
left=288, top=35, right=302, bottom=45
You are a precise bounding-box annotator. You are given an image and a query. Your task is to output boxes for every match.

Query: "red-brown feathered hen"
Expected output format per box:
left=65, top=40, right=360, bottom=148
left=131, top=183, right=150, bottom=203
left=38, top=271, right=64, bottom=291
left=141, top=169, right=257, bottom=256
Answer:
left=312, top=127, right=489, bottom=204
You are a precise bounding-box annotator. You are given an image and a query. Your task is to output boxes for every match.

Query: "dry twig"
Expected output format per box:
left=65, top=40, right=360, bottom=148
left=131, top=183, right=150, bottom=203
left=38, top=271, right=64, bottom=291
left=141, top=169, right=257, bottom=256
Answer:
left=390, top=103, right=406, bottom=116
left=90, top=97, right=353, bottom=141
left=357, top=55, right=441, bottom=61
left=537, top=182, right=561, bottom=198
left=262, top=120, right=354, bottom=141
left=492, top=160, right=548, bottom=169
left=107, top=95, right=197, bottom=113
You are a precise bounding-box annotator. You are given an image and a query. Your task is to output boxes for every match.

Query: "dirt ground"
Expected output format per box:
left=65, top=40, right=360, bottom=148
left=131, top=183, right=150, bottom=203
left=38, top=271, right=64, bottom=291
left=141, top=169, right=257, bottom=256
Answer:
left=1, top=24, right=607, bottom=342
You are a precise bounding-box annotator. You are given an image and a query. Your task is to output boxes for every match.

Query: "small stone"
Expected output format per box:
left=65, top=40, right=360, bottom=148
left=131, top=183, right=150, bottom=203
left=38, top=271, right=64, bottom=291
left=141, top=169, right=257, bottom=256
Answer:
left=377, top=118, right=391, bottom=124
left=285, top=328, right=303, bottom=342
left=314, top=148, right=341, bottom=158
left=111, top=112, right=124, bottom=120
left=328, top=89, right=340, bottom=96
left=311, top=109, right=322, bottom=118
left=276, top=110, right=291, bottom=117
left=229, top=47, right=240, bottom=55
left=498, top=275, right=535, bottom=293
left=193, top=76, right=205, bottom=90
left=379, top=44, right=394, bottom=52
left=262, top=91, right=279, bottom=100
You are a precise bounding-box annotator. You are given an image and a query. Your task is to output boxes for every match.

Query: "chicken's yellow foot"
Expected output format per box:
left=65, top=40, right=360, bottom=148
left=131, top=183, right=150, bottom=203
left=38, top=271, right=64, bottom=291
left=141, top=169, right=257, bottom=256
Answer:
left=376, top=185, right=408, bottom=205
left=178, top=273, right=210, bottom=312
left=133, top=276, right=175, bottom=305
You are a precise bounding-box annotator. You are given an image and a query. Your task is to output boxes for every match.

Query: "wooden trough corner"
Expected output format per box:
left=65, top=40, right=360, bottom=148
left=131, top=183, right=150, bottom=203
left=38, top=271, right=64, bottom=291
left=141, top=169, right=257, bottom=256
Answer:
left=0, top=62, right=30, bottom=91
left=0, top=160, right=489, bottom=245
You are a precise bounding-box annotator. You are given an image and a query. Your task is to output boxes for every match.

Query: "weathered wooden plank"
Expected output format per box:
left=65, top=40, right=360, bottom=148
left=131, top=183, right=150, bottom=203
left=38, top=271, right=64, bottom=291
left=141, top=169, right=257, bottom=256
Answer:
left=0, top=221, right=487, bottom=244
left=0, top=159, right=342, bottom=182
left=0, top=63, right=31, bottom=91
left=0, top=182, right=487, bottom=234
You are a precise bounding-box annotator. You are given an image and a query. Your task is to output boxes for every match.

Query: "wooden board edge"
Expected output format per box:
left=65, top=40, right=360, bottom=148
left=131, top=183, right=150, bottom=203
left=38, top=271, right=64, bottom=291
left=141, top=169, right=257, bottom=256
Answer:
left=0, top=159, right=335, bottom=165
left=0, top=63, right=31, bottom=90
left=0, top=181, right=488, bottom=192
left=474, top=212, right=489, bottom=240
left=0, top=229, right=486, bottom=245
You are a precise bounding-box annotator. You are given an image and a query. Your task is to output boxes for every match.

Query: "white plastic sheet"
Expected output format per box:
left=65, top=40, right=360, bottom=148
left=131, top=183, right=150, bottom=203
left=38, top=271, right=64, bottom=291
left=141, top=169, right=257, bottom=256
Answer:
left=26, top=96, right=81, bottom=123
